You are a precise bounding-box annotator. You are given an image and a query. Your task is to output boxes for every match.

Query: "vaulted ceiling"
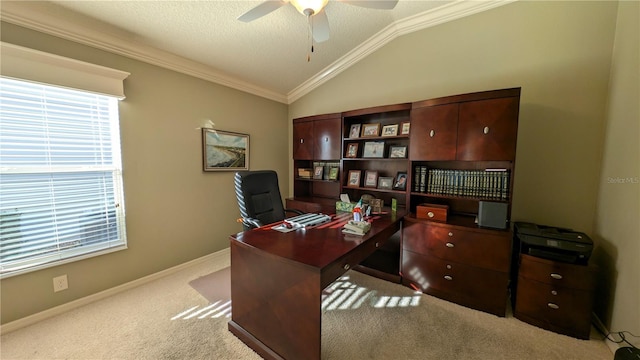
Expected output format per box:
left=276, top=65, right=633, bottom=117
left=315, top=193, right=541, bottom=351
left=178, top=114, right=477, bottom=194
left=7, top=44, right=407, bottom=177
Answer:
left=1, top=1, right=513, bottom=103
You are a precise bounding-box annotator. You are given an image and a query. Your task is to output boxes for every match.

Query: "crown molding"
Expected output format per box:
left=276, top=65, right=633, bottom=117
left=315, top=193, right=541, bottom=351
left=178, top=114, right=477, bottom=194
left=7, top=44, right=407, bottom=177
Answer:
left=0, top=2, right=288, bottom=104
left=287, top=0, right=516, bottom=103
left=1, top=1, right=514, bottom=105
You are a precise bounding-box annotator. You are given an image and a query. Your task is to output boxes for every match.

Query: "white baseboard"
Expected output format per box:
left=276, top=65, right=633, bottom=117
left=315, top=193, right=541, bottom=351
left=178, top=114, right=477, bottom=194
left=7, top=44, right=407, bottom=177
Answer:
left=592, top=312, right=621, bottom=354
left=0, top=248, right=230, bottom=335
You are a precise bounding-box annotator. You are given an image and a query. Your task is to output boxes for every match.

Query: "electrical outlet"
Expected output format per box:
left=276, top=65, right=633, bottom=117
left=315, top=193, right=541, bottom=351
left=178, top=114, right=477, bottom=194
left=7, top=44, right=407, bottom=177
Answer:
left=53, top=275, right=68, bottom=292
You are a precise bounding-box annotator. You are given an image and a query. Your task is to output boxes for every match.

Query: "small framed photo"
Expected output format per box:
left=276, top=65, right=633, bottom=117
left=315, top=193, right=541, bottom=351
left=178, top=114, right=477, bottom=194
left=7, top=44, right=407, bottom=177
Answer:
left=389, top=145, right=407, bottom=158
left=348, top=124, right=361, bottom=139
left=328, top=167, right=339, bottom=181
left=393, top=172, right=408, bottom=190
left=364, top=170, right=378, bottom=188
left=362, top=141, right=384, bottom=158
left=345, top=143, right=359, bottom=158
left=361, top=123, right=381, bottom=137
left=400, top=121, right=411, bottom=135
left=378, top=176, right=394, bottom=190
left=381, top=124, right=399, bottom=137
left=313, top=165, right=324, bottom=180
left=347, top=170, right=361, bottom=188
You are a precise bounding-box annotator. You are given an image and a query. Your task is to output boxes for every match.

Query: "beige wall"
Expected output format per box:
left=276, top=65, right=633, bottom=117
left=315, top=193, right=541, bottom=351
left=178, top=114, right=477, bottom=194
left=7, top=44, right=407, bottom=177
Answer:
left=593, top=1, right=640, bottom=346
left=0, top=22, right=289, bottom=324
left=290, top=0, right=636, bottom=333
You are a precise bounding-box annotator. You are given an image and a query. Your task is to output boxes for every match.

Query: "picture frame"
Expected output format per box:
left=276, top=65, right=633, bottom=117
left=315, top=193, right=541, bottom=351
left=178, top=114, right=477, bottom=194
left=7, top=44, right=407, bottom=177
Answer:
left=377, top=176, right=394, bottom=190
left=364, top=170, right=378, bottom=188
left=202, top=129, right=249, bottom=172
left=313, top=165, right=324, bottom=180
left=400, top=121, right=411, bottom=135
left=348, top=124, right=361, bottom=139
left=345, top=143, right=359, bottom=158
left=369, top=198, right=384, bottom=214
left=347, top=170, right=361, bottom=188
left=389, top=145, right=407, bottom=158
left=393, top=172, right=408, bottom=190
left=361, top=123, right=381, bottom=137
left=362, top=141, right=385, bottom=158
left=328, top=167, right=339, bottom=181
left=381, top=124, right=399, bottom=137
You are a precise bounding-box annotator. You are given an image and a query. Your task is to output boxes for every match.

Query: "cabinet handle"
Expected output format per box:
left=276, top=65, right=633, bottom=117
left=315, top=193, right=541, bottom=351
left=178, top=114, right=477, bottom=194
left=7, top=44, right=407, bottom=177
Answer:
left=325, top=137, right=329, bottom=142
left=550, top=273, right=563, bottom=280
left=551, top=290, right=558, bottom=296
left=445, top=242, right=455, bottom=248
left=429, top=130, right=435, bottom=137
left=300, top=138, right=304, bottom=144
left=427, top=211, right=435, bottom=218
left=375, top=242, right=379, bottom=248
left=483, top=126, right=490, bottom=134
left=343, top=264, right=350, bottom=270
left=448, top=232, right=453, bottom=237
left=444, top=275, right=453, bottom=281
left=547, top=303, right=560, bottom=310
left=446, top=264, right=452, bottom=269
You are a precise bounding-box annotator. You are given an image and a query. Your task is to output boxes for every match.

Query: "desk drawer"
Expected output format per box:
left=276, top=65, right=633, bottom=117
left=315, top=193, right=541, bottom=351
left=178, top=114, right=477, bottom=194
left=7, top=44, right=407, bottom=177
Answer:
left=403, top=221, right=511, bottom=272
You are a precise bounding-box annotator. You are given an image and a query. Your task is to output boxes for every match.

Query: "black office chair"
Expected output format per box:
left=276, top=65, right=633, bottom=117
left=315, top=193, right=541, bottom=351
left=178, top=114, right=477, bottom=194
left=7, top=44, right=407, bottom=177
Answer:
left=234, top=170, right=303, bottom=231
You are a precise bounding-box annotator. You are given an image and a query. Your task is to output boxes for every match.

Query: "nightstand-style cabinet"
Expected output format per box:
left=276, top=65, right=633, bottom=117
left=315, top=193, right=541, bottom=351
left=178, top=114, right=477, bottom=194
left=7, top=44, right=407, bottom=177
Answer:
left=514, top=254, right=597, bottom=339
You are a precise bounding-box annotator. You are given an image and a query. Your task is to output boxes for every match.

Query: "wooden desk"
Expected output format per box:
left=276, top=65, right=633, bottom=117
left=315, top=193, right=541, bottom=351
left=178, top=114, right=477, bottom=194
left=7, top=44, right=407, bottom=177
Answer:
left=228, top=210, right=405, bottom=360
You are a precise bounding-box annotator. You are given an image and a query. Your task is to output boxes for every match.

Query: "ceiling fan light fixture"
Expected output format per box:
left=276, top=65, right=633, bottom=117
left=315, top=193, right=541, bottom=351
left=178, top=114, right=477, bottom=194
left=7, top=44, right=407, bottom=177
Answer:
left=291, top=0, right=329, bottom=16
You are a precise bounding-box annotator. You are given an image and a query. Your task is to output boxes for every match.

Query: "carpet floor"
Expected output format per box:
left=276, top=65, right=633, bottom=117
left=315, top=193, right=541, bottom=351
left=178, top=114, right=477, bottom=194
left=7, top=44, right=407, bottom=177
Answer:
left=1, top=253, right=613, bottom=359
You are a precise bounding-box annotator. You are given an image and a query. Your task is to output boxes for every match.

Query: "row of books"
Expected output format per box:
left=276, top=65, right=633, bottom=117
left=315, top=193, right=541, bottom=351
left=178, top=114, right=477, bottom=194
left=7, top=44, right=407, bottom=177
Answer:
left=413, top=167, right=510, bottom=200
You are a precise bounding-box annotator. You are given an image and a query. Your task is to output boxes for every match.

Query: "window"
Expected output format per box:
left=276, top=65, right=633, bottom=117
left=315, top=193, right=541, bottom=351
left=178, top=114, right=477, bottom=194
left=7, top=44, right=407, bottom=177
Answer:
left=0, top=77, right=127, bottom=277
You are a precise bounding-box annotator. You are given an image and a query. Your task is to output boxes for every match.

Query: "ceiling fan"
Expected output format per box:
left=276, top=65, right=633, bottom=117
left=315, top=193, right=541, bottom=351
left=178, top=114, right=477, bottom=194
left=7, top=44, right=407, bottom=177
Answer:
left=238, top=0, right=399, bottom=44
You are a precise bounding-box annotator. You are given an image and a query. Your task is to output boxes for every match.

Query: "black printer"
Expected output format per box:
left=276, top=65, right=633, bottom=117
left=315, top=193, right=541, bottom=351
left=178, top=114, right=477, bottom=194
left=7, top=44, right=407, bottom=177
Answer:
left=514, top=222, right=593, bottom=265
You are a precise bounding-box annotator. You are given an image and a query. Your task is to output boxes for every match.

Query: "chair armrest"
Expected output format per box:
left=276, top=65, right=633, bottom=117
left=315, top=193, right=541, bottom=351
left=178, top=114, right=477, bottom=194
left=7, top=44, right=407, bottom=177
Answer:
left=238, top=217, right=263, bottom=230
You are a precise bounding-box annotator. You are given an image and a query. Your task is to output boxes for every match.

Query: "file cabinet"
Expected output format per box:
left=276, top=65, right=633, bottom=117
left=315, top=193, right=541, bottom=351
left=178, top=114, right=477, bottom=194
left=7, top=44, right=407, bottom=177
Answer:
left=402, top=217, right=512, bottom=316
left=514, top=254, right=597, bottom=339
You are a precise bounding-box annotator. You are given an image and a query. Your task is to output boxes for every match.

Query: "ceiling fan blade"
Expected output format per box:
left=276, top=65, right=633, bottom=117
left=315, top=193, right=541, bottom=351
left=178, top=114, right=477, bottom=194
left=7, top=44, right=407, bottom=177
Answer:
left=312, top=9, right=330, bottom=43
left=340, top=0, right=398, bottom=10
left=237, top=0, right=288, bottom=22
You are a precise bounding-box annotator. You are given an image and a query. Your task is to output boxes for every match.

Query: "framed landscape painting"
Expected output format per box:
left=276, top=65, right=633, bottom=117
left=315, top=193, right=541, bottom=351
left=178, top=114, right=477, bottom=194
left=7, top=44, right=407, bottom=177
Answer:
left=202, top=129, right=249, bottom=171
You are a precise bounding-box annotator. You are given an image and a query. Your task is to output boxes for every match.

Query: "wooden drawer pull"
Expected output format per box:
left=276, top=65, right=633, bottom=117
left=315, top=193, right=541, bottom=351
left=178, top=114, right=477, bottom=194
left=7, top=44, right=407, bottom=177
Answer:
left=550, top=273, right=563, bottom=280
left=445, top=242, right=455, bottom=248
left=444, top=275, right=453, bottom=281
left=427, top=211, right=435, bottom=218
left=547, top=303, right=560, bottom=310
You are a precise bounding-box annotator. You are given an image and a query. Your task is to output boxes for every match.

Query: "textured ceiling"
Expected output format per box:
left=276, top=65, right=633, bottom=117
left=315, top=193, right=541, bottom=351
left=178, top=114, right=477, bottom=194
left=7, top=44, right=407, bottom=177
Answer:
left=1, top=1, right=512, bottom=103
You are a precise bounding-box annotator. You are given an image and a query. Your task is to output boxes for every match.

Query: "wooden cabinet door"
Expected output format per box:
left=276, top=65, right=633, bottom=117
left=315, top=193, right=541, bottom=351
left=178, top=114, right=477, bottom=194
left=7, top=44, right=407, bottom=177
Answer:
left=456, top=97, right=519, bottom=161
left=313, top=117, right=341, bottom=160
left=293, top=121, right=314, bottom=160
left=409, top=103, right=458, bottom=160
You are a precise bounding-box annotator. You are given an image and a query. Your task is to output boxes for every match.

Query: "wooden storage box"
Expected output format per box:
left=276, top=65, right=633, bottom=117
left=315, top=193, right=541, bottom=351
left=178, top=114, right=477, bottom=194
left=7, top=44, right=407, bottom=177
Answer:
left=416, top=203, right=449, bottom=222
left=297, top=168, right=313, bottom=178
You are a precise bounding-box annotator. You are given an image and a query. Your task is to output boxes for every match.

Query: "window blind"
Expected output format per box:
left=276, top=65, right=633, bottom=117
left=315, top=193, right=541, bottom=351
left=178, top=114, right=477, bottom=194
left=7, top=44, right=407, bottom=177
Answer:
left=0, top=77, right=127, bottom=277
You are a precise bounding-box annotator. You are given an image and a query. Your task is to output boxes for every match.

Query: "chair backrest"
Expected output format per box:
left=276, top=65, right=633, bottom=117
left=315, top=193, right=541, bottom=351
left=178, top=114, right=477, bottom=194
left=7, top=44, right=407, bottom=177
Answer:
left=234, top=170, right=286, bottom=230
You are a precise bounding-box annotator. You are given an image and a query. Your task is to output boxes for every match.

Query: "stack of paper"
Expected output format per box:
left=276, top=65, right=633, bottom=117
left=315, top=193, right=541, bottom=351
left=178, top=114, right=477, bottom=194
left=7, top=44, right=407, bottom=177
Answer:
left=342, top=220, right=371, bottom=236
